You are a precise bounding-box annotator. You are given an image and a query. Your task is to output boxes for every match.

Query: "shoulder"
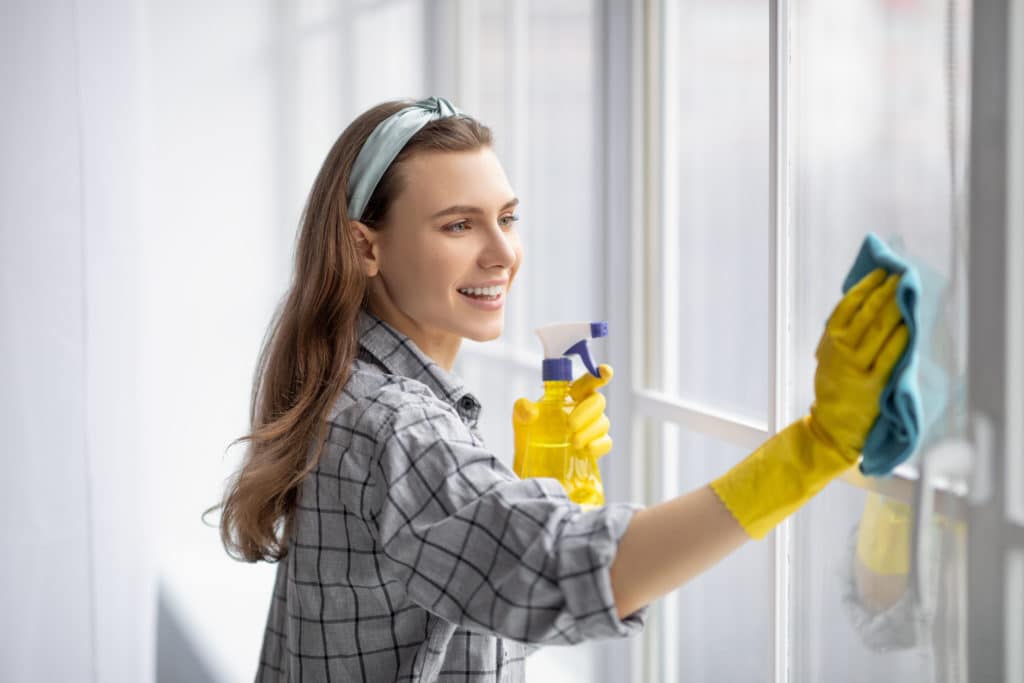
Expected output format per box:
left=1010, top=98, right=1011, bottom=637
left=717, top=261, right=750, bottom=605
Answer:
left=329, top=357, right=464, bottom=445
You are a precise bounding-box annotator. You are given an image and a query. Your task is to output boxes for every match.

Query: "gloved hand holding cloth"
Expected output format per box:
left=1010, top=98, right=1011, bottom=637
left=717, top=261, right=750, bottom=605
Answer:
left=710, top=267, right=910, bottom=539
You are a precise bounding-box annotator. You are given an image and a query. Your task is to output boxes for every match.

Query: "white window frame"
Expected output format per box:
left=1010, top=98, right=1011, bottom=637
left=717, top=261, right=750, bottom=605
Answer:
left=433, top=0, right=1024, bottom=680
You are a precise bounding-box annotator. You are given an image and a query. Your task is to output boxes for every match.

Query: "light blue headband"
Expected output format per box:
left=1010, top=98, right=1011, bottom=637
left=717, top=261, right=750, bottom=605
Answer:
left=347, top=96, right=466, bottom=221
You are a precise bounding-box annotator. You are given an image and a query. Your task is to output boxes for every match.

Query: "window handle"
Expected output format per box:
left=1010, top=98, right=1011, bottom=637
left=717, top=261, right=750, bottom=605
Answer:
left=909, top=415, right=989, bottom=616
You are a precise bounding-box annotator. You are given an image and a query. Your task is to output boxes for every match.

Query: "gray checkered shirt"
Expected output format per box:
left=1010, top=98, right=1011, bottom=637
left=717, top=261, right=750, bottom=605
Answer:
left=255, top=309, right=647, bottom=682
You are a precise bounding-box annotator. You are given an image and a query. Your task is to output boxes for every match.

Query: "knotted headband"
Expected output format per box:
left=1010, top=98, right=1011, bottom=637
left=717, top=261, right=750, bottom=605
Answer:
left=347, top=96, right=466, bottom=221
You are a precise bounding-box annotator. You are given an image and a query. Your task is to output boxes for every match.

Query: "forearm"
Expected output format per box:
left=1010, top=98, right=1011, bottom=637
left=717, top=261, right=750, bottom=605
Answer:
left=609, top=484, right=749, bottom=619
left=609, top=417, right=855, bottom=619
left=607, top=268, right=907, bottom=621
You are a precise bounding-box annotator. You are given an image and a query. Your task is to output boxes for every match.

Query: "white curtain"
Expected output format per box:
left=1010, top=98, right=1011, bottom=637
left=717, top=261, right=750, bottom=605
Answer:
left=1, top=0, right=153, bottom=681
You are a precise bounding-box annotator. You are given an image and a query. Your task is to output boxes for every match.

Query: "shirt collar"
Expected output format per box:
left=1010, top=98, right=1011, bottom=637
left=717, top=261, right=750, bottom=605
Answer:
left=356, top=308, right=482, bottom=427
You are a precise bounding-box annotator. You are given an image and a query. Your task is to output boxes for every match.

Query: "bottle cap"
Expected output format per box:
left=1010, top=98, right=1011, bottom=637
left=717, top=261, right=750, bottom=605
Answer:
left=542, top=358, right=572, bottom=381
left=535, top=321, right=609, bottom=379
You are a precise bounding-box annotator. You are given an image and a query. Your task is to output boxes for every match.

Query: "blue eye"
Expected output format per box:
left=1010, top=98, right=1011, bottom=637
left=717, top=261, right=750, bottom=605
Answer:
left=443, top=214, right=519, bottom=233
left=444, top=221, right=469, bottom=233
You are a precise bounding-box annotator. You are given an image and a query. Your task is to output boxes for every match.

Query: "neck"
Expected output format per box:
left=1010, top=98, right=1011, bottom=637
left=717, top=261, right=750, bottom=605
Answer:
left=366, top=299, right=462, bottom=372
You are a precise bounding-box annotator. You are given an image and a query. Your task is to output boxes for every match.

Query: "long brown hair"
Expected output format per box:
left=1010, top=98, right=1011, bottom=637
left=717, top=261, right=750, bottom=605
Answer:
left=205, top=99, right=493, bottom=562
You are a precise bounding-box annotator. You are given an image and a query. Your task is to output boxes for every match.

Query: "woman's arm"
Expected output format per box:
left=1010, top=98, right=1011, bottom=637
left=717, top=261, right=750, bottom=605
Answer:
left=608, top=413, right=857, bottom=618
left=610, top=268, right=911, bottom=619
left=610, top=485, right=747, bottom=619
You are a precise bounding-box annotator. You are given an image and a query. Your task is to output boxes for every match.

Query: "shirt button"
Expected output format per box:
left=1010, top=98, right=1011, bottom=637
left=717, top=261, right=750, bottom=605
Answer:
left=460, top=396, right=474, bottom=410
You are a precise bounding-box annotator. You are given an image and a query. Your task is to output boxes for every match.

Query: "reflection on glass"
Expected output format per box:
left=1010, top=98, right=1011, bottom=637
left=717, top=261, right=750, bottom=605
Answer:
left=791, top=482, right=967, bottom=682
left=789, top=2, right=972, bottom=680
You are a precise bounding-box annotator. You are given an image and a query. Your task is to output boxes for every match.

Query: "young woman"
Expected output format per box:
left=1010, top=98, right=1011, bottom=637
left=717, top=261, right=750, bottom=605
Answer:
left=213, top=96, right=908, bottom=682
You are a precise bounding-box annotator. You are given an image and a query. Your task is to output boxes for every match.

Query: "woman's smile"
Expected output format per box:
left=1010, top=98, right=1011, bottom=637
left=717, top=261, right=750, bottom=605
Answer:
left=457, top=287, right=505, bottom=310
left=456, top=278, right=508, bottom=309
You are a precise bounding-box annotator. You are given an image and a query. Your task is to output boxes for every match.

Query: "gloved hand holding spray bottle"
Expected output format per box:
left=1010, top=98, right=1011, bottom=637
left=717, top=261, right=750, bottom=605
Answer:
left=512, top=321, right=612, bottom=509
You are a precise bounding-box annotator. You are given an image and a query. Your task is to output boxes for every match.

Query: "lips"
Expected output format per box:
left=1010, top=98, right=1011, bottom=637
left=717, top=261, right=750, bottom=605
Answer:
left=457, top=280, right=508, bottom=289
left=457, top=288, right=505, bottom=310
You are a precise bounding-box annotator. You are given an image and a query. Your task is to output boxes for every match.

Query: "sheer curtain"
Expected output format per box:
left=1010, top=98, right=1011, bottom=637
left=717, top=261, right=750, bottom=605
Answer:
left=1, top=1, right=152, bottom=681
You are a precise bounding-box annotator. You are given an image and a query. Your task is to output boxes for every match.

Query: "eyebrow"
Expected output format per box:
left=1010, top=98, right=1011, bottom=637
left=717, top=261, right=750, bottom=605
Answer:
left=429, top=197, right=519, bottom=219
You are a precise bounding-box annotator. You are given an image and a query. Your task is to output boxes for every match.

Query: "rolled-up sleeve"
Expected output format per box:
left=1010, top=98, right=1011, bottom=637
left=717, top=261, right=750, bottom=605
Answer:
left=366, top=390, right=647, bottom=645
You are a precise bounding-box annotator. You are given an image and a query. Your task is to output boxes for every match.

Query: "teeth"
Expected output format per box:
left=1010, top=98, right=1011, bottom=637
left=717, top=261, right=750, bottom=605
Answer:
left=458, top=285, right=503, bottom=297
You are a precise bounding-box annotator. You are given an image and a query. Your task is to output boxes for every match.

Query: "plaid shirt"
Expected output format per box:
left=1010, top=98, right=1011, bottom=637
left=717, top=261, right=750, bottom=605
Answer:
left=255, top=309, right=646, bottom=682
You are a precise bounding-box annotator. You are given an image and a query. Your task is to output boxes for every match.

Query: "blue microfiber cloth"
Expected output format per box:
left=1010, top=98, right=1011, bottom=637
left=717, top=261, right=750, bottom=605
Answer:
left=841, top=233, right=950, bottom=476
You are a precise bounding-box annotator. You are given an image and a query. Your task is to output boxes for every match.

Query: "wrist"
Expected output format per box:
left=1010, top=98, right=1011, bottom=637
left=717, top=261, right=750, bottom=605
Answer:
left=806, top=408, right=861, bottom=466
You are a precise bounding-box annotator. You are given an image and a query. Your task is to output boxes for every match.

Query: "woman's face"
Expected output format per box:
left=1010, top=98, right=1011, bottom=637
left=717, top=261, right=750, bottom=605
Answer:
left=353, top=146, right=523, bottom=364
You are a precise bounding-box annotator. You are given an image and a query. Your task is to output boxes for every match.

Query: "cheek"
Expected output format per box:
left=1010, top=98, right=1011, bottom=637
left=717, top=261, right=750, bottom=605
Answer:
left=384, top=239, right=438, bottom=294
left=417, top=243, right=466, bottom=293
left=510, top=241, right=524, bottom=281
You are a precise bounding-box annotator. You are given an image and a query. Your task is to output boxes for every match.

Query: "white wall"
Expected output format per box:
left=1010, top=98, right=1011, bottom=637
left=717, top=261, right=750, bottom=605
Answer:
left=139, top=1, right=290, bottom=680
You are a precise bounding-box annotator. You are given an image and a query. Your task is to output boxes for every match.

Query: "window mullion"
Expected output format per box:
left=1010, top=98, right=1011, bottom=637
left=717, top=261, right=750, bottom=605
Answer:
left=769, top=2, right=793, bottom=682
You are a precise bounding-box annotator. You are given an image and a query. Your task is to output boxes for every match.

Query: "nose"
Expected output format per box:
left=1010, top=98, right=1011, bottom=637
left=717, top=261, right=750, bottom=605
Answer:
left=479, top=220, right=518, bottom=270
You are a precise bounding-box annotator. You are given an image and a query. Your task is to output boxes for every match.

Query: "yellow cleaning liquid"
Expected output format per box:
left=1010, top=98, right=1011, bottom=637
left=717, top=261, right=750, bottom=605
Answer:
left=521, top=380, right=605, bottom=509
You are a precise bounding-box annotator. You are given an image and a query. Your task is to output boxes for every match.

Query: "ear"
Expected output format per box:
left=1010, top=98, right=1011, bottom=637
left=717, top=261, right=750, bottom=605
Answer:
left=350, top=220, right=380, bottom=278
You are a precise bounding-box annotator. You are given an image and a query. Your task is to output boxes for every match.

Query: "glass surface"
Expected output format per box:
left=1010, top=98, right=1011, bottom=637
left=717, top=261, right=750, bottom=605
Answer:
left=351, top=1, right=425, bottom=112
left=471, top=1, right=526, bottom=352
left=789, top=0, right=971, bottom=459
left=641, top=419, right=774, bottom=682
left=789, top=3, right=972, bottom=681
left=523, top=0, right=600, bottom=341
left=790, top=481, right=967, bottom=682
left=656, top=0, right=771, bottom=421
left=474, top=0, right=601, bottom=355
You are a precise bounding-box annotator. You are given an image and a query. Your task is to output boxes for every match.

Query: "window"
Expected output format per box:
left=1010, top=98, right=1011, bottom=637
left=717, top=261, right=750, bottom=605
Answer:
left=444, top=0, right=1023, bottom=680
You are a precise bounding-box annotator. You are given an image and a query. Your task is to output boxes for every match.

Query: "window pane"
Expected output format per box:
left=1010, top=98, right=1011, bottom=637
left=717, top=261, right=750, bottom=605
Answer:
left=522, top=0, right=600, bottom=345
left=652, top=0, right=771, bottom=422
left=789, top=0, right=971, bottom=460
left=790, top=481, right=967, bottom=682
left=472, top=0, right=601, bottom=356
left=789, top=2, right=972, bottom=680
left=351, top=1, right=425, bottom=110
left=639, top=418, right=773, bottom=681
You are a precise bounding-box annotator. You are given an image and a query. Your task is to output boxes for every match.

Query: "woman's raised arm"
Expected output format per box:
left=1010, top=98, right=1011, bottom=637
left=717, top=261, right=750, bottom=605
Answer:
left=611, top=268, right=910, bottom=619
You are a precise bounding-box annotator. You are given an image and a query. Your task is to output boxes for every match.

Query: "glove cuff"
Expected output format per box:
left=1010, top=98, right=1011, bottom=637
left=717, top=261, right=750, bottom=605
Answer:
left=709, top=416, right=856, bottom=539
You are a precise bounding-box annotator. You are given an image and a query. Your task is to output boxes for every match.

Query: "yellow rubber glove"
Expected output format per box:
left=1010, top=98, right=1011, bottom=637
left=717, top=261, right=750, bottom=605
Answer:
left=512, top=364, right=614, bottom=478
left=710, top=268, right=910, bottom=539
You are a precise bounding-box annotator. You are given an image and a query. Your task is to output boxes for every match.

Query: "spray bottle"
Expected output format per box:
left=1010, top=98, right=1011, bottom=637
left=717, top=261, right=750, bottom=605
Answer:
left=520, top=321, right=609, bottom=508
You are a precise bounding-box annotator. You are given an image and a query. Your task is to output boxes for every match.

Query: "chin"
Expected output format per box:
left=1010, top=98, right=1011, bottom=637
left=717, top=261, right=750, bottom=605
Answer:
left=463, top=321, right=504, bottom=342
